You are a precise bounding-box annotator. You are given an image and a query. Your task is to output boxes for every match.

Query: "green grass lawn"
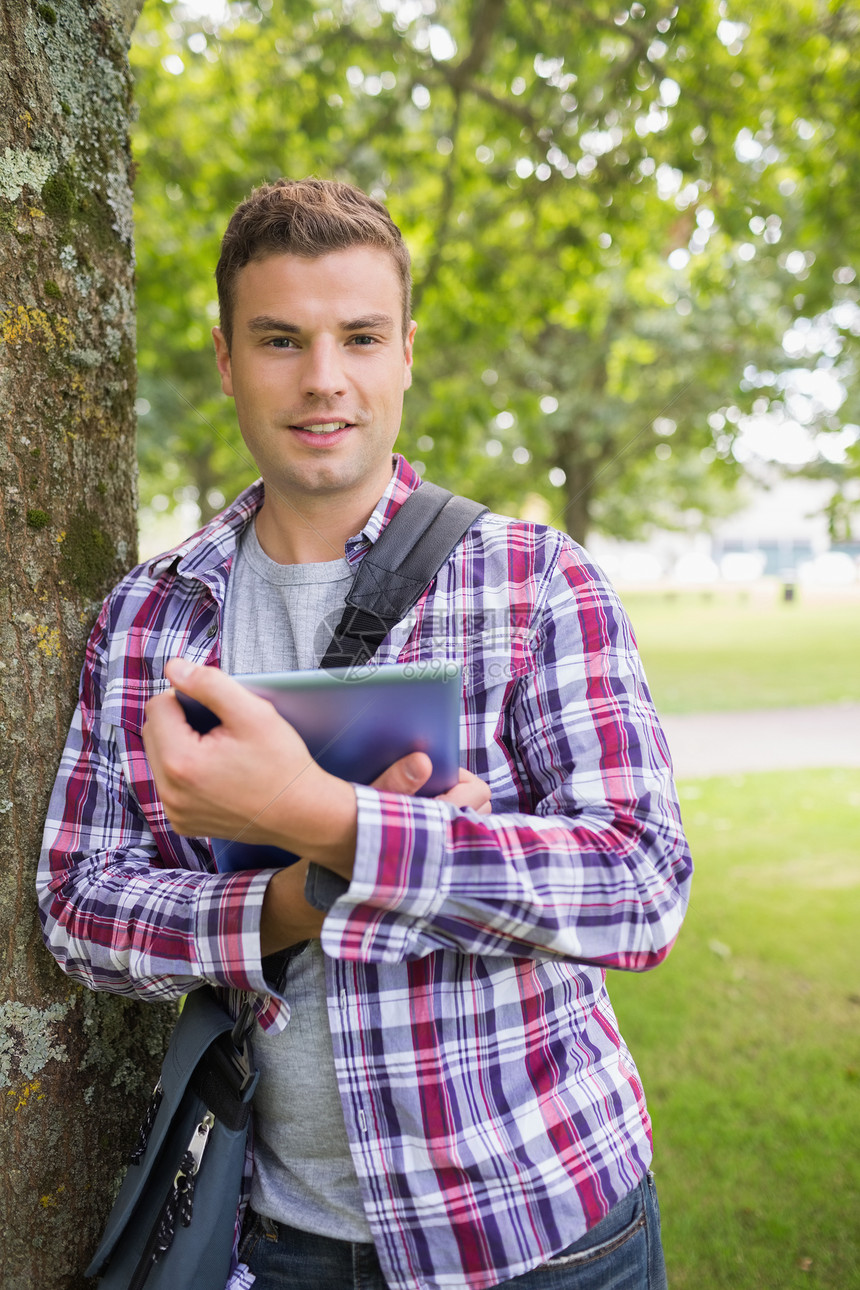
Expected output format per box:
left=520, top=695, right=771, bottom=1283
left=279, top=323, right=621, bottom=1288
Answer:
left=618, top=589, right=860, bottom=713
left=608, top=767, right=860, bottom=1290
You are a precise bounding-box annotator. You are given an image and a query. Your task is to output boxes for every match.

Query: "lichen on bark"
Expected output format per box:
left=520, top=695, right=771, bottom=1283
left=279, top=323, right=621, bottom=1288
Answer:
left=0, top=3, right=173, bottom=1287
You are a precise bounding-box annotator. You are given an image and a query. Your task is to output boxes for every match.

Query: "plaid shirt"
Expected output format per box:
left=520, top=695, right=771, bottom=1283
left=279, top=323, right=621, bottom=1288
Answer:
left=39, top=456, right=692, bottom=1290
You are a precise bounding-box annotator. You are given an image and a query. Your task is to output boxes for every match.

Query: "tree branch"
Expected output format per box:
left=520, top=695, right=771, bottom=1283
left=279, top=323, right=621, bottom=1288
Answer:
left=412, top=89, right=464, bottom=308
left=448, top=0, right=507, bottom=87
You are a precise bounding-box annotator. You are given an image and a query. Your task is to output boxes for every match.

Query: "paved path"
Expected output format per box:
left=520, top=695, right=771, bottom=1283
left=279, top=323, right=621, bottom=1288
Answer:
left=660, top=704, right=860, bottom=779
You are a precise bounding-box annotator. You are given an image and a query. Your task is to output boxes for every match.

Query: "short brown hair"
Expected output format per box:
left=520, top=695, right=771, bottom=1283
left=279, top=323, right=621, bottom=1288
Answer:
left=215, top=178, right=412, bottom=350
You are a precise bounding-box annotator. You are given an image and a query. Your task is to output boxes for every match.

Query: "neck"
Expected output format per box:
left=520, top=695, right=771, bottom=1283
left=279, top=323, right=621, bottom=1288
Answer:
left=253, top=473, right=393, bottom=565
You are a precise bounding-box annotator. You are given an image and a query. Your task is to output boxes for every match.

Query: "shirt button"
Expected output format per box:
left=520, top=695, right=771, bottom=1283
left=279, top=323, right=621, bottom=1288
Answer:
left=205, top=623, right=217, bottom=639
left=358, top=1109, right=368, bottom=1133
left=339, top=989, right=348, bottom=1011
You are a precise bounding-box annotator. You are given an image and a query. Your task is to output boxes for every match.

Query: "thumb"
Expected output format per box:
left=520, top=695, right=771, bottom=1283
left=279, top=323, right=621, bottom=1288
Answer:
left=370, top=750, right=433, bottom=797
left=165, top=657, right=262, bottom=732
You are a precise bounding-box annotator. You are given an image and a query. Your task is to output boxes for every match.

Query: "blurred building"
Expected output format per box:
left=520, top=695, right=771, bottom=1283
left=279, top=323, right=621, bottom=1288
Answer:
left=588, top=475, right=860, bottom=589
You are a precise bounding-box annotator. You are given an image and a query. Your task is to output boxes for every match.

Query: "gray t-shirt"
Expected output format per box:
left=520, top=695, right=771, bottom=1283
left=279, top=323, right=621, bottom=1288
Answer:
left=222, top=519, right=373, bottom=1241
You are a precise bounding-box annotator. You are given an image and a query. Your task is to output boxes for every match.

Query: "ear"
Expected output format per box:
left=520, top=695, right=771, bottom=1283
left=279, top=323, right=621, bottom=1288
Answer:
left=212, top=327, right=234, bottom=397
left=403, top=319, right=417, bottom=391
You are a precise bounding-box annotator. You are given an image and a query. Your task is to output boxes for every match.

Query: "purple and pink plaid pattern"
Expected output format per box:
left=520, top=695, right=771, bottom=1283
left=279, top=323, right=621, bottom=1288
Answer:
left=39, top=456, right=691, bottom=1290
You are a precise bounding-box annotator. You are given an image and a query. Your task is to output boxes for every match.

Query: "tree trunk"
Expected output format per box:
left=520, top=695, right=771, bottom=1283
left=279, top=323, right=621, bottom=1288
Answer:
left=554, top=429, right=594, bottom=546
left=0, top=4, right=174, bottom=1286
left=559, top=471, right=592, bottom=547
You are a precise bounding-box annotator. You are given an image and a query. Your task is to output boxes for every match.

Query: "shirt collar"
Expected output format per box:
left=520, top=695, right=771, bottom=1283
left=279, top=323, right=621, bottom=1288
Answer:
left=146, top=479, right=264, bottom=579
left=146, top=456, right=423, bottom=578
left=345, top=455, right=423, bottom=561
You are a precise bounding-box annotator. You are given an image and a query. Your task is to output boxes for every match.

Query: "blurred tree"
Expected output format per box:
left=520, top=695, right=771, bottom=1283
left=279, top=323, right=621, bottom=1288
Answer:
left=130, top=0, right=860, bottom=545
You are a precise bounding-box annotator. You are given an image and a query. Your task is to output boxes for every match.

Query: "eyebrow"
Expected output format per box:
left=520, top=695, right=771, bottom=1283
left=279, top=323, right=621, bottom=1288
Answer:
left=245, top=313, right=395, bottom=335
left=246, top=316, right=301, bottom=335
left=341, top=314, right=395, bottom=334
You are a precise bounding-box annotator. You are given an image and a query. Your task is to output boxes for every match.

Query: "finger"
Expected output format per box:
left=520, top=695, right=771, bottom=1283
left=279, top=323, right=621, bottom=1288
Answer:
left=437, top=767, right=492, bottom=813
left=370, top=751, right=433, bottom=795
left=141, top=682, right=202, bottom=770
left=144, top=658, right=287, bottom=800
left=162, top=657, right=271, bottom=733
left=439, top=785, right=492, bottom=813
left=141, top=699, right=200, bottom=819
left=143, top=660, right=230, bottom=756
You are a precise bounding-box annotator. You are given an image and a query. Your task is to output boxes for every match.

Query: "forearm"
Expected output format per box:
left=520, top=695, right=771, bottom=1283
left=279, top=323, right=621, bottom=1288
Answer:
left=320, top=782, right=691, bottom=968
left=259, top=858, right=325, bottom=956
left=38, top=836, right=277, bottom=1000
left=38, top=705, right=276, bottom=998
left=309, top=532, right=694, bottom=969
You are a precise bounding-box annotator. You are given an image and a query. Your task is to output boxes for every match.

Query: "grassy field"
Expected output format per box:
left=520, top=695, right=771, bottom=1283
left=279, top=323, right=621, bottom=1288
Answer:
left=608, top=767, right=860, bottom=1290
left=618, top=587, right=860, bottom=713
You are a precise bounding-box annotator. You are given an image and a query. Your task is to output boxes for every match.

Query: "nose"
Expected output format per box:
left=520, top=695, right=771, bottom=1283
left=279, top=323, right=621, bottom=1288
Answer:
left=299, top=337, right=347, bottom=401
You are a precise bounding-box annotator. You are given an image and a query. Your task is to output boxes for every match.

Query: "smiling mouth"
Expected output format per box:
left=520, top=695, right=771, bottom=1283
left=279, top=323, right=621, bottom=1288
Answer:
left=292, top=421, right=352, bottom=435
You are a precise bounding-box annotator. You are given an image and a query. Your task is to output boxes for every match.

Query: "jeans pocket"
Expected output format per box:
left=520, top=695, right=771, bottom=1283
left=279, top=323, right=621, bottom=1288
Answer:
left=239, top=1210, right=278, bottom=1263
left=238, top=1211, right=261, bottom=1263
left=544, top=1207, right=644, bottom=1269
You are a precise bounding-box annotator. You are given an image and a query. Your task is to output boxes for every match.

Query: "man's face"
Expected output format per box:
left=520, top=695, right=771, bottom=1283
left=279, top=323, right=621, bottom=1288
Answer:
left=213, top=247, right=416, bottom=510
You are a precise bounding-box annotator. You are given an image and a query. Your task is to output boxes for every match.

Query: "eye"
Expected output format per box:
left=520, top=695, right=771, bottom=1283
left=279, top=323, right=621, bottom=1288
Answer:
left=349, top=334, right=377, bottom=346
left=268, top=336, right=298, bottom=348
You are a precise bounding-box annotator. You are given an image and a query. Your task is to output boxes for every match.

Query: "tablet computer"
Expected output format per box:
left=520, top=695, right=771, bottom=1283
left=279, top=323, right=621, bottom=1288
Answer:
left=176, top=663, right=461, bottom=873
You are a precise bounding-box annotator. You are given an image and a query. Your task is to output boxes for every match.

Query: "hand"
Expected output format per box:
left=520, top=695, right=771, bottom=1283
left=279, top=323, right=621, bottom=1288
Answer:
left=370, top=753, right=492, bottom=814
left=259, top=754, right=491, bottom=956
left=142, top=658, right=358, bottom=869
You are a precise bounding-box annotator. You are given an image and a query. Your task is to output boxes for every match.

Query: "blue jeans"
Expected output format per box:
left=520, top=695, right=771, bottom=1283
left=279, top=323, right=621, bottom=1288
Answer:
left=239, top=1170, right=667, bottom=1290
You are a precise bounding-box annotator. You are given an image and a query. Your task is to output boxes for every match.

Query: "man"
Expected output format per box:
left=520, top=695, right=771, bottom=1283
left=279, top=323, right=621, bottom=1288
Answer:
left=39, top=178, right=692, bottom=1290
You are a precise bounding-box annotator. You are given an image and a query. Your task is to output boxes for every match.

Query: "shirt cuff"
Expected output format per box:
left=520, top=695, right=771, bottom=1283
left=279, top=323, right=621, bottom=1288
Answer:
left=192, top=867, right=280, bottom=994
left=319, top=784, right=452, bottom=960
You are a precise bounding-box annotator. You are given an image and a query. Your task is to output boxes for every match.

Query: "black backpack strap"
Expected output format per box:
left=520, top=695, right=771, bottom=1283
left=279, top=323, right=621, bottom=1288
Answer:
left=319, top=482, right=487, bottom=670
left=308, top=482, right=486, bottom=915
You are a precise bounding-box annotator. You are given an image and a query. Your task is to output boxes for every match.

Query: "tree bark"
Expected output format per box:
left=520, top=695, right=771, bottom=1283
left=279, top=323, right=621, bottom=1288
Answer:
left=0, top=4, right=174, bottom=1286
